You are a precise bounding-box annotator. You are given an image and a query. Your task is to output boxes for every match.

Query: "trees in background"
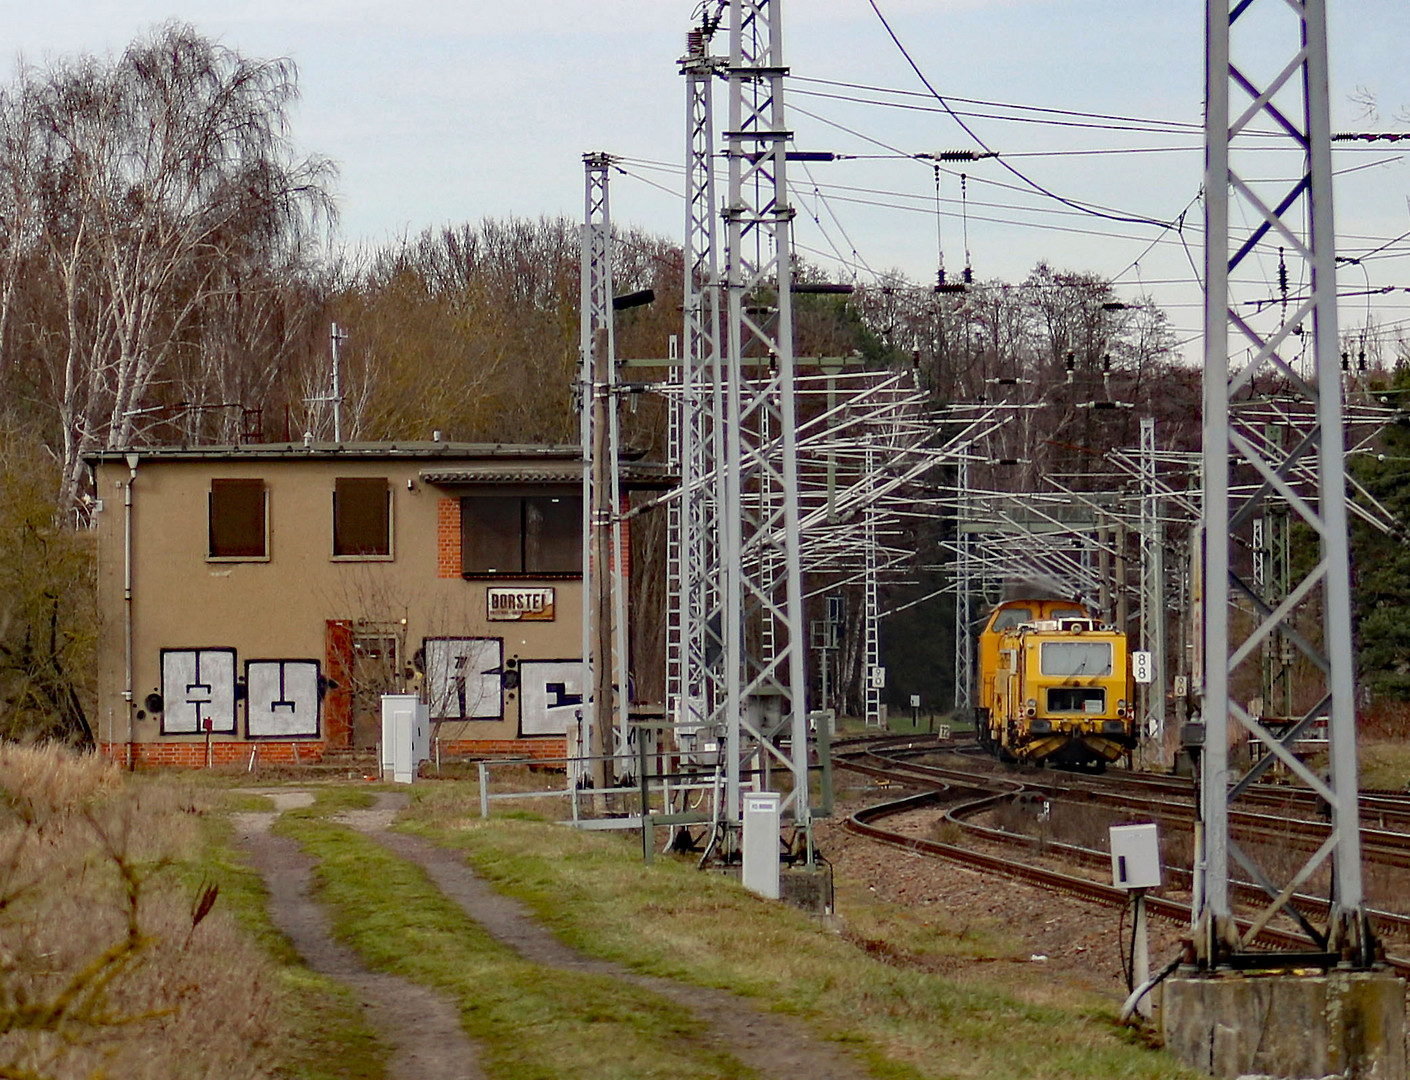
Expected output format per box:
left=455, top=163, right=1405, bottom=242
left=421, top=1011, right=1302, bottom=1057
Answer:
left=30, top=25, right=1402, bottom=728
left=0, top=23, right=334, bottom=504
left=0, top=432, right=95, bottom=743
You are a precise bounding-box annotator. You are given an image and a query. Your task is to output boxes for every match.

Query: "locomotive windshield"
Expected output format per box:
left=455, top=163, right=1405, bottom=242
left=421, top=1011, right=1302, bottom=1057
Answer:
left=991, top=607, right=1032, bottom=630
left=1040, top=641, right=1113, bottom=676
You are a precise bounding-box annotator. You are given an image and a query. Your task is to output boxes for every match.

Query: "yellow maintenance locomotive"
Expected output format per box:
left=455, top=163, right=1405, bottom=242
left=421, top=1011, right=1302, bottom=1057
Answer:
left=975, top=598, right=1138, bottom=769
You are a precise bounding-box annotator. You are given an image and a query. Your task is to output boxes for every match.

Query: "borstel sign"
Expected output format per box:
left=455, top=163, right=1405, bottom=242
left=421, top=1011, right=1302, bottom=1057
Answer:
left=487, top=587, right=556, bottom=622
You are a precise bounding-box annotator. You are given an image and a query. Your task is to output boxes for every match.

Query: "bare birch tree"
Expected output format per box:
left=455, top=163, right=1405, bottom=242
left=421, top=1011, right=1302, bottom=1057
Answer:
left=0, top=24, right=334, bottom=505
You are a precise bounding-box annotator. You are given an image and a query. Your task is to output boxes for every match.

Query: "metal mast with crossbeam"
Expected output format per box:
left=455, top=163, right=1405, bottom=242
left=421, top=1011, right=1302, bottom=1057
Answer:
left=720, top=0, right=811, bottom=844
left=1198, top=0, right=1369, bottom=964
left=579, top=153, right=631, bottom=788
left=668, top=25, right=727, bottom=749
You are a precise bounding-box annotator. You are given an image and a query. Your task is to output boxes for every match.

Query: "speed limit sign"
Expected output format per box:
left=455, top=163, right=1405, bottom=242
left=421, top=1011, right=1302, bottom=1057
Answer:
left=1131, top=651, right=1153, bottom=684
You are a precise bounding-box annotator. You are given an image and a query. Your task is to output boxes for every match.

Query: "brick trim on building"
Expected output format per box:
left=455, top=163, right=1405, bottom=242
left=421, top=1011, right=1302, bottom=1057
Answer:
left=437, top=498, right=461, bottom=578
left=101, top=740, right=325, bottom=768
left=99, top=737, right=567, bottom=769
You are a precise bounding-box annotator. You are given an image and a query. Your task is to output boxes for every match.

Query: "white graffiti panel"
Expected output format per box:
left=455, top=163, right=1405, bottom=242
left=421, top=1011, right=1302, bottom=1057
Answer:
left=425, top=638, right=503, bottom=720
left=519, top=660, right=583, bottom=736
left=161, top=649, right=237, bottom=734
left=247, top=660, right=321, bottom=738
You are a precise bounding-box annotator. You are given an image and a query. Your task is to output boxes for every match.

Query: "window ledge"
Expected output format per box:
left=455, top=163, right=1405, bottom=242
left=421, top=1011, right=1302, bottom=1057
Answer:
left=207, top=555, right=270, bottom=563
left=331, top=554, right=395, bottom=562
left=461, top=573, right=581, bottom=581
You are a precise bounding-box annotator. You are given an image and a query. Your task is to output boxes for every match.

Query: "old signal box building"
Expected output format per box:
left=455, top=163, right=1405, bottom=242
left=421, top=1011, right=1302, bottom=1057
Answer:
left=86, top=442, right=638, bottom=767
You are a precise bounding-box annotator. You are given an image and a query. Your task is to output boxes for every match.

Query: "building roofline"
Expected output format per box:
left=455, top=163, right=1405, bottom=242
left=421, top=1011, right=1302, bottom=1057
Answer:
left=84, top=441, right=589, bottom=465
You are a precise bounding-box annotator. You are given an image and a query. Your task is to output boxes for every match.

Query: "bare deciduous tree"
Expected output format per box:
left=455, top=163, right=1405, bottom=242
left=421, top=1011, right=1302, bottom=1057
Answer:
left=0, top=23, right=334, bottom=505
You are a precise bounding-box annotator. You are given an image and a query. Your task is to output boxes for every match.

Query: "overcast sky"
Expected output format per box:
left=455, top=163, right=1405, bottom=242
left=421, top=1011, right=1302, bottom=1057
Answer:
left=7, top=1, right=1410, bottom=354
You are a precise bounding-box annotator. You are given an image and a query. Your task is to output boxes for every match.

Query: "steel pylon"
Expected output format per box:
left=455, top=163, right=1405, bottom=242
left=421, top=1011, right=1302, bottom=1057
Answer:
left=720, top=0, right=811, bottom=842
left=1199, top=0, right=1369, bottom=964
left=668, top=31, right=727, bottom=752
left=579, top=153, right=631, bottom=785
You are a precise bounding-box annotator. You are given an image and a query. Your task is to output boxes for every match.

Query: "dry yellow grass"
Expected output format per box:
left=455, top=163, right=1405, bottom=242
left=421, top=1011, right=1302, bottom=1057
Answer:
left=0, top=745, right=280, bottom=1080
left=1358, top=739, right=1410, bottom=790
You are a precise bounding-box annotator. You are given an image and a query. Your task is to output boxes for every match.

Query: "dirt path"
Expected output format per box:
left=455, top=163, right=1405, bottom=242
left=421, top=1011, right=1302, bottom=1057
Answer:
left=233, top=793, right=483, bottom=1080
left=340, top=795, right=876, bottom=1080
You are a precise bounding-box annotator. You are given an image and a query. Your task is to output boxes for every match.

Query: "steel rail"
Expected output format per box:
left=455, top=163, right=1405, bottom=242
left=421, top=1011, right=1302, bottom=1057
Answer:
left=843, top=788, right=1410, bottom=975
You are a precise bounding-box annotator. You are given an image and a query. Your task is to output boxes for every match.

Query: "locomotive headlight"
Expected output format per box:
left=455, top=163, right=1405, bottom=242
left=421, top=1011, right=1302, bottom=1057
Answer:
left=1025, top=697, right=1036, bottom=718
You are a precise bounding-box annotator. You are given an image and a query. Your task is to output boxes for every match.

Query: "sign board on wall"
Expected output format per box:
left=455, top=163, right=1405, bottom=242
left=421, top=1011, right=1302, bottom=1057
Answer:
left=487, top=587, right=555, bottom=622
left=160, top=648, right=237, bottom=735
left=519, top=659, right=583, bottom=736
left=425, top=638, right=503, bottom=720
left=246, top=660, right=321, bottom=738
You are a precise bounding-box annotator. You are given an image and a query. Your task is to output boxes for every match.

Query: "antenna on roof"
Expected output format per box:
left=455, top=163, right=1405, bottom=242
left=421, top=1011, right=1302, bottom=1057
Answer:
left=330, top=323, right=347, bottom=443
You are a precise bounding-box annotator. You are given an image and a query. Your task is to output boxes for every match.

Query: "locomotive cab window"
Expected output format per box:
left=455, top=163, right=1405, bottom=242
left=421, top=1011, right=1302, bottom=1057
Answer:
left=1039, top=641, right=1112, bottom=676
left=991, top=607, right=1032, bottom=631
left=1048, top=688, right=1107, bottom=714
left=1051, top=608, right=1086, bottom=621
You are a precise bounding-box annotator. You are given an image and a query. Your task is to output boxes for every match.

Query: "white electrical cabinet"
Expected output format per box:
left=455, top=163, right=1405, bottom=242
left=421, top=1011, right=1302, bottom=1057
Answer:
left=741, top=792, right=782, bottom=900
left=381, top=694, right=430, bottom=784
left=1109, top=822, right=1162, bottom=890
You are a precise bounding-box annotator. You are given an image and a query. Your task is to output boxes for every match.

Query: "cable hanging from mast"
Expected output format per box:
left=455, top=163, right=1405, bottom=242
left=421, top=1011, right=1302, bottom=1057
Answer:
left=932, top=162, right=947, bottom=290
left=961, top=172, right=973, bottom=284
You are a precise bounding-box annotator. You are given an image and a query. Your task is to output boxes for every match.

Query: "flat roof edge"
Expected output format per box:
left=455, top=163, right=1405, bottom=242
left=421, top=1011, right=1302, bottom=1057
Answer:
left=84, top=441, right=584, bottom=464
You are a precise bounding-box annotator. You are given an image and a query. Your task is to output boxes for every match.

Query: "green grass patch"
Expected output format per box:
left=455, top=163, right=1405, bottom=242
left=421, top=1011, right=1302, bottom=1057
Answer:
left=301, top=785, right=380, bottom=815
left=277, top=814, right=752, bottom=1080
left=397, top=804, right=1197, bottom=1080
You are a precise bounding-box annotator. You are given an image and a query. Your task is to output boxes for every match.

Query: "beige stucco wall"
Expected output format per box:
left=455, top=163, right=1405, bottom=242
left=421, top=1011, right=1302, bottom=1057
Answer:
left=92, top=452, right=584, bottom=751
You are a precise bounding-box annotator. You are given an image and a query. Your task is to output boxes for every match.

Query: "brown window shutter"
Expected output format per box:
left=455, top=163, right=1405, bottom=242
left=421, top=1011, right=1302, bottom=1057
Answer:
left=334, top=477, right=390, bottom=556
left=209, top=479, right=266, bottom=557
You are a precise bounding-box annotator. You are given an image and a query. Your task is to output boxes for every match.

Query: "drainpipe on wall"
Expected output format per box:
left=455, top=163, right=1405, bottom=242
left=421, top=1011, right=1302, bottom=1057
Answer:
left=123, top=453, right=138, bottom=770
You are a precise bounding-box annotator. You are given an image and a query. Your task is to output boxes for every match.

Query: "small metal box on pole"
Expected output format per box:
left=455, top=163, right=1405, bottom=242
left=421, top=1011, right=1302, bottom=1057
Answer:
left=1110, top=822, right=1161, bottom=1019
left=741, top=791, right=781, bottom=899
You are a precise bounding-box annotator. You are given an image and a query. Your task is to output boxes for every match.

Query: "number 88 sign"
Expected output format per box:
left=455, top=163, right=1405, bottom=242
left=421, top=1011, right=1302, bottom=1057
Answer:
left=1131, top=650, right=1153, bottom=684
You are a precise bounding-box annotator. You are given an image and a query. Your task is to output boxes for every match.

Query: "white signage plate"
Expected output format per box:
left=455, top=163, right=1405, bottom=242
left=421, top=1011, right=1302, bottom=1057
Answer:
left=247, top=660, right=321, bottom=738
left=1131, top=651, right=1153, bottom=684
left=487, top=587, right=555, bottom=622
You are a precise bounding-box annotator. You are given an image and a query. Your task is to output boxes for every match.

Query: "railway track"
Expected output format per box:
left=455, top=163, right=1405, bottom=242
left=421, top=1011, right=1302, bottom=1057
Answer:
left=834, top=734, right=1410, bottom=975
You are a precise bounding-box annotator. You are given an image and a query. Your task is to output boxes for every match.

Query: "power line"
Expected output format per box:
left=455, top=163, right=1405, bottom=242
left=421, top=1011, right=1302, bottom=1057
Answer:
left=790, top=74, right=1204, bottom=132
left=865, top=0, right=1177, bottom=230
left=790, top=86, right=1202, bottom=137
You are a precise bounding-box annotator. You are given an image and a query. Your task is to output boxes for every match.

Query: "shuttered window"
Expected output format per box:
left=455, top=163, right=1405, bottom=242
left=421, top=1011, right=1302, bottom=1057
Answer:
left=333, top=478, right=391, bottom=556
left=209, top=479, right=267, bottom=559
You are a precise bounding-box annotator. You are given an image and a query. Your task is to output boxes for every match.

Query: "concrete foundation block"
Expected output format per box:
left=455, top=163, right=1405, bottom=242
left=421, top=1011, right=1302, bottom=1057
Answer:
left=1161, top=970, right=1405, bottom=1079
left=780, top=865, right=833, bottom=915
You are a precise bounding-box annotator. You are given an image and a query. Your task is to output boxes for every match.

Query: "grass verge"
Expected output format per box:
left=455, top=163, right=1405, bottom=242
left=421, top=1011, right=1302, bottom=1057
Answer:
left=276, top=806, right=754, bottom=1080
left=401, top=783, right=1197, bottom=1080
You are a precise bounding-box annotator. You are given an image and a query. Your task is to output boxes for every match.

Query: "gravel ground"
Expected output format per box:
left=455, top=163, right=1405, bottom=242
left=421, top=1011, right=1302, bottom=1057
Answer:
left=817, top=777, right=1193, bottom=1003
